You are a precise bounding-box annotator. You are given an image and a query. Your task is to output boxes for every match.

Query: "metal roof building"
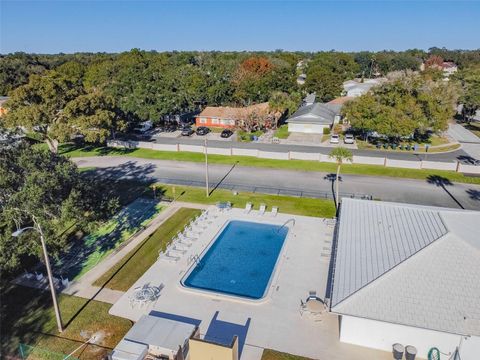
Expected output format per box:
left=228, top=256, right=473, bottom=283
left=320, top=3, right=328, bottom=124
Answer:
left=330, top=198, right=480, bottom=359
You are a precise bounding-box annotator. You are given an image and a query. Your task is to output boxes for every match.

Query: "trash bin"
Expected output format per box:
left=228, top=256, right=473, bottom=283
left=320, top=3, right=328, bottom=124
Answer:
left=392, top=343, right=404, bottom=360
left=405, top=345, right=417, bottom=360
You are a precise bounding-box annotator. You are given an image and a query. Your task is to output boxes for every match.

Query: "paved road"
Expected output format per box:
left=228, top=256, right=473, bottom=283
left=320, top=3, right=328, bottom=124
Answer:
left=74, top=156, right=480, bottom=211
left=447, top=123, right=480, bottom=161
left=137, top=134, right=473, bottom=162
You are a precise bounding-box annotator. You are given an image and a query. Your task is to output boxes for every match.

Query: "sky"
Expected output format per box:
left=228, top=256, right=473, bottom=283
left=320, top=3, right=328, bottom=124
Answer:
left=1, top=0, right=479, bottom=54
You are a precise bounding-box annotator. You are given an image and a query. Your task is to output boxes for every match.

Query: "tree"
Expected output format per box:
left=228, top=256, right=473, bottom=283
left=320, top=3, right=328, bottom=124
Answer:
left=305, top=52, right=359, bottom=102
left=328, top=147, right=353, bottom=210
left=343, top=73, right=458, bottom=139
left=0, top=144, right=118, bottom=272
left=2, top=62, right=124, bottom=152
left=456, top=66, right=480, bottom=123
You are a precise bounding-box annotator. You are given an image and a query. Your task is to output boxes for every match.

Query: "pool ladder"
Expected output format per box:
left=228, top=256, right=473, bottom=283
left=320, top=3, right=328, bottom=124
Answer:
left=277, top=218, right=295, bottom=233
left=189, top=254, right=204, bottom=268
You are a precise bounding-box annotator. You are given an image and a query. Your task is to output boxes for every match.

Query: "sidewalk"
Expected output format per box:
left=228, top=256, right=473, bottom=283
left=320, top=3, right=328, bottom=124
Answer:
left=62, top=201, right=209, bottom=304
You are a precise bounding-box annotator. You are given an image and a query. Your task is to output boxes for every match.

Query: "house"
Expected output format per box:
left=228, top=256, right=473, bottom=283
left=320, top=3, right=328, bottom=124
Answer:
left=442, top=61, right=458, bottom=77
left=330, top=198, right=480, bottom=360
left=325, top=96, right=353, bottom=122
left=342, top=78, right=386, bottom=97
left=0, top=96, right=9, bottom=117
left=286, top=103, right=338, bottom=134
left=195, top=102, right=277, bottom=129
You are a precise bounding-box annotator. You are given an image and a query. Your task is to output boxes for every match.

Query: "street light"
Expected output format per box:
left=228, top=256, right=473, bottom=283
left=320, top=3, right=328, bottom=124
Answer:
left=12, top=215, right=64, bottom=333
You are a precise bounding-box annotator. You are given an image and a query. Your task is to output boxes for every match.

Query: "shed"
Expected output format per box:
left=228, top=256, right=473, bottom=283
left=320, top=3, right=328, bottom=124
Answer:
left=112, top=315, right=198, bottom=360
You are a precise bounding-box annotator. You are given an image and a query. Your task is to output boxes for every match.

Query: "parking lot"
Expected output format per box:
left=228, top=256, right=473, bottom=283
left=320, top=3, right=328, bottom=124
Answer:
left=152, top=129, right=237, bottom=142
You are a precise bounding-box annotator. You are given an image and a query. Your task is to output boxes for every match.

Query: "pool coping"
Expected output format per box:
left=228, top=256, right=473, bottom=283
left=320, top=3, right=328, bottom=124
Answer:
left=177, top=216, right=293, bottom=303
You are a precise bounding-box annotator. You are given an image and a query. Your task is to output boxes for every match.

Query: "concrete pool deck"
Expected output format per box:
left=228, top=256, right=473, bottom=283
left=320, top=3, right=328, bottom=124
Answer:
left=109, top=208, right=390, bottom=360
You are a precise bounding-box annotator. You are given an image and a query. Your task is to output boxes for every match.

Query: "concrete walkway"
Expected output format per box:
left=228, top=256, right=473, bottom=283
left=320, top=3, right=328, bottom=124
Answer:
left=62, top=201, right=209, bottom=304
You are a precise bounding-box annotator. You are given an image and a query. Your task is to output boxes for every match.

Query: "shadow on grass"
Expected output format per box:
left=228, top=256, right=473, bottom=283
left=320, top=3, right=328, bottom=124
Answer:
left=427, top=175, right=465, bottom=209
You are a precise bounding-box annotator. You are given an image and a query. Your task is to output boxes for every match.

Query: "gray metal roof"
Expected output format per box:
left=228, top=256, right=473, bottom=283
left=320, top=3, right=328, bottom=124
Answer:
left=330, top=198, right=480, bottom=336
left=123, top=315, right=196, bottom=351
left=287, top=103, right=336, bottom=125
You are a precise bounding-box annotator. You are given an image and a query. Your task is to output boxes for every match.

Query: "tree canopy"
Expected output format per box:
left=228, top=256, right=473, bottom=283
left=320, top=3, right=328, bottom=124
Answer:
left=342, top=73, right=459, bottom=138
left=0, top=144, right=117, bottom=272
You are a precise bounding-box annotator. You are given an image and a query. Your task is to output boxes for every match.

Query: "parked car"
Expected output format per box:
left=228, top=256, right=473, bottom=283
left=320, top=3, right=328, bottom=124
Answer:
left=330, top=134, right=340, bottom=144
left=344, top=133, right=355, bottom=144
left=196, top=126, right=210, bottom=136
left=220, top=129, right=233, bottom=138
left=181, top=127, right=194, bottom=136
left=165, top=123, right=177, bottom=132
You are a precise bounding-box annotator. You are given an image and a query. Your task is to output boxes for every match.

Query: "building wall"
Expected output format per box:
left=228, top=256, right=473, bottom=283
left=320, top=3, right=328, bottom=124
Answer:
left=288, top=123, right=327, bottom=134
left=188, top=336, right=238, bottom=360
left=339, top=315, right=477, bottom=359
left=195, top=116, right=235, bottom=128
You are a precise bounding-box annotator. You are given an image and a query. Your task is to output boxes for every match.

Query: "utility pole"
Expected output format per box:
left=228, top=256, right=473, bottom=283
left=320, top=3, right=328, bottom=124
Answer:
left=205, top=137, right=209, bottom=197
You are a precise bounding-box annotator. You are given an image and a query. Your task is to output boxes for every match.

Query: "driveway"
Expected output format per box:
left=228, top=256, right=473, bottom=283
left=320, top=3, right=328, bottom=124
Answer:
left=448, top=124, right=480, bottom=144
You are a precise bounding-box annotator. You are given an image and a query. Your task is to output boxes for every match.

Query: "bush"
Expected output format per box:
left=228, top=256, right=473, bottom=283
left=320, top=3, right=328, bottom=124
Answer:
left=323, top=127, right=331, bottom=135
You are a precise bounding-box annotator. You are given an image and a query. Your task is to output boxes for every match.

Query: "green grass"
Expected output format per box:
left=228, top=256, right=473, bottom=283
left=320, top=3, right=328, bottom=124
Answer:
left=237, top=129, right=263, bottom=142
left=93, top=208, right=201, bottom=291
left=70, top=199, right=164, bottom=280
left=274, top=125, right=289, bottom=139
left=262, top=349, right=313, bottom=360
left=0, top=285, right=132, bottom=360
left=155, top=184, right=336, bottom=218
left=41, top=144, right=480, bottom=185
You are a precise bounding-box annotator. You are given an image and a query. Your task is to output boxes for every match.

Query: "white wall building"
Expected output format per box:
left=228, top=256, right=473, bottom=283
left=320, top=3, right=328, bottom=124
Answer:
left=286, top=102, right=336, bottom=134
left=330, top=199, right=480, bottom=360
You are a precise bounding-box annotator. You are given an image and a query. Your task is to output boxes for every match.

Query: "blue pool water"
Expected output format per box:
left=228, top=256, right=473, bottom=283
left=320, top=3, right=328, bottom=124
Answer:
left=183, top=220, right=289, bottom=299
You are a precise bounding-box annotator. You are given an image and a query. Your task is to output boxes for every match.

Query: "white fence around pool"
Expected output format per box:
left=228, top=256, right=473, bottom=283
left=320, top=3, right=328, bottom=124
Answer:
left=107, top=140, right=480, bottom=175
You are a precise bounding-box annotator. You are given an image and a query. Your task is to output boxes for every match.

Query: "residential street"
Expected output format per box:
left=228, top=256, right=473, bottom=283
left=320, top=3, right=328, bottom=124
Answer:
left=74, top=156, right=480, bottom=211
left=144, top=134, right=475, bottom=162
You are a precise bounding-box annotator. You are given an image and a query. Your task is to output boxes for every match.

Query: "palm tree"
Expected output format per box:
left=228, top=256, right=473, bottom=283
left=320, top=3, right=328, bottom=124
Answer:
left=329, top=147, right=353, bottom=210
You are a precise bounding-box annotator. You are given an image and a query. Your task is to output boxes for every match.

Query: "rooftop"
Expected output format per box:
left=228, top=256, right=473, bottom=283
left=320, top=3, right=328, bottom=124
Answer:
left=287, top=103, right=337, bottom=125
left=197, top=102, right=272, bottom=120
left=331, top=198, right=480, bottom=337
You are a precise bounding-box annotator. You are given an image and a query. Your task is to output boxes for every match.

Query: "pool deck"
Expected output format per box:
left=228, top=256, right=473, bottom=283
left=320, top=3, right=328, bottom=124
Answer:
left=109, top=208, right=390, bottom=360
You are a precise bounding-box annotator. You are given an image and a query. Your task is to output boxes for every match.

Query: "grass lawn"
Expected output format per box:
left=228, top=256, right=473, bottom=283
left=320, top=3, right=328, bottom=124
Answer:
left=356, top=137, right=460, bottom=153
left=60, top=198, right=164, bottom=281
left=237, top=129, right=264, bottom=142
left=262, top=349, right=313, bottom=360
left=45, top=144, right=480, bottom=185
left=154, top=184, right=336, bottom=218
left=274, top=125, right=289, bottom=139
left=93, top=208, right=201, bottom=291
left=0, top=285, right=132, bottom=360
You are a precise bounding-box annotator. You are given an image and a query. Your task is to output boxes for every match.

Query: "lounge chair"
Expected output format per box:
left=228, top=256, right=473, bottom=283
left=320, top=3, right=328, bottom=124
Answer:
left=271, top=206, right=278, bottom=217
left=158, top=251, right=180, bottom=262
left=169, top=245, right=187, bottom=255
left=258, top=203, right=266, bottom=216
left=177, top=238, right=192, bottom=247
left=245, top=202, right=253, bottom=213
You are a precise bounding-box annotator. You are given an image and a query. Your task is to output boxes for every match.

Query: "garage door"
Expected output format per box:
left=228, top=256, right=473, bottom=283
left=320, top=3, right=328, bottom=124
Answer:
left=288, top=123, right=325, bottom=134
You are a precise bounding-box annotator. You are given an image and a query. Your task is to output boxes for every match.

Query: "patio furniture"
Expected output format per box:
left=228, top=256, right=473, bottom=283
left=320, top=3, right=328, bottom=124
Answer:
left=158, top=251, right=180, bottom=262
left=258, top=203, right=266, bottom=216
left=245, top=202, right=253, bottom=214
left=271, top=206, right=278, bottom=217
left=305, top=298, right=326, bottom=314
left=216, top=202, right=232, bottom=212
left=129, top=284, right=162, bottom=308
left=299, top=299, right=307, bottom=315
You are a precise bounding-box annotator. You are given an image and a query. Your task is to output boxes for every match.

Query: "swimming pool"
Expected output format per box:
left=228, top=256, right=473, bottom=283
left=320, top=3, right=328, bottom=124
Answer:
left=182, top=220, right=289, bottom=299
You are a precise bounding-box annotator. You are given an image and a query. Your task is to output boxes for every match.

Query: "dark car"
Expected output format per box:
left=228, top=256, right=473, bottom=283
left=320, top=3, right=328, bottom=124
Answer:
left=165, top=123, right=177, bottom=132
left=181, top=127, right=194, bottom=136
left=220, top=129, right=233, bottom=138
left=196, top=126, right=210, bottom=136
